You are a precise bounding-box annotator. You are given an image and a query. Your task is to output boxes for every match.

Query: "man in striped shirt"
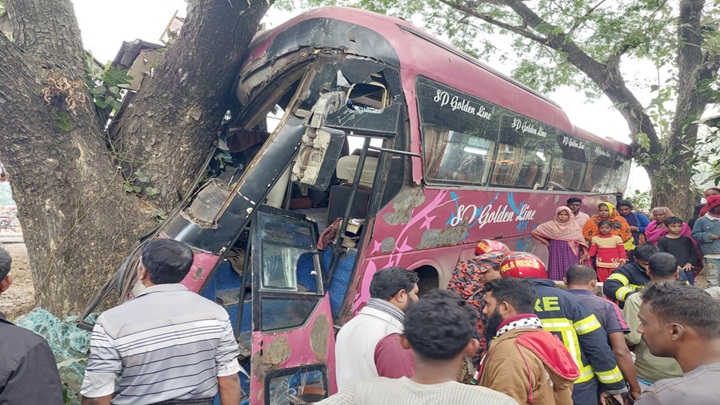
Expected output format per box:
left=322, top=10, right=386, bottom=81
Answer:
left=80, top=239, right=241, bottom=405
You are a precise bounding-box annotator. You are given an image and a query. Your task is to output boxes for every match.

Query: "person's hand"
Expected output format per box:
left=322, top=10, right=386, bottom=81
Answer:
left=618, top=259, right=627, bottom=265
left=682, top=263, right=693, bottom=271
left=711, top=234, right=720, bottom=240
left=625, top=388, right=641, bottom=404
left=580, top=254, right=589, bottom=261
left=630, top=226, right=639, bottom=232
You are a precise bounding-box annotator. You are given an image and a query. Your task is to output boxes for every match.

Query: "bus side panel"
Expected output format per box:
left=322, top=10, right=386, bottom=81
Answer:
left=249, top=295, right=337, bottom=404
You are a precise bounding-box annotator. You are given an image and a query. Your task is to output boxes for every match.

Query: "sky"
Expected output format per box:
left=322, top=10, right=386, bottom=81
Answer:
left=70, top=0, right=651, bottom=192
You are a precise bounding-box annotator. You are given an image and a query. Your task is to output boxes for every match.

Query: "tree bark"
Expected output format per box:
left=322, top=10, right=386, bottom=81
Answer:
left=0, top=0, right=272, bottom=316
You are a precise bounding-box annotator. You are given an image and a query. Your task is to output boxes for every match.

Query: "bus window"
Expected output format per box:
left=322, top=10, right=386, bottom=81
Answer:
left=547, top=133, right=588, bottom=191
left=416, top=77, right=501, bottom=186
left=581, top=145, right=615, bottom=192
left=491, top=114, right=553, bottom=188
left=607, top=155, right=631, bottom=194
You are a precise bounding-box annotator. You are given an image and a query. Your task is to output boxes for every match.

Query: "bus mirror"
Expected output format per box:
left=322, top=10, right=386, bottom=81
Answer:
left=292, top=126, right=345, bottom=190
left=346, top=82, right=389, bottom=111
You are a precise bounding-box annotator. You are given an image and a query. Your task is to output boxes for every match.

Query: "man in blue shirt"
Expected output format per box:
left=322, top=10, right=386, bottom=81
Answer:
left=565, top=264, right=641, bottom=402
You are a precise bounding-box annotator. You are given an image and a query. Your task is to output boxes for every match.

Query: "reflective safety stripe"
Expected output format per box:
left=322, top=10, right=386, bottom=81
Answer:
left=595, top=366, right=624, bottom=384
left=617, top=284, right=642, bottom=301
left=540, top=318, right=585, bottom=372
left=573, top=315, right=601, bottom=335
left=607, top=273, right=629, bottom=284
left=576, top=365, right=595, bottom=383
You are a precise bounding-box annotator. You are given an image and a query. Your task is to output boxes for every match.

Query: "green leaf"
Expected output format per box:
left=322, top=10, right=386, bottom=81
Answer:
left=132, top=185, right=142, bottom=193
left=144, top=187, right=159, bottom=197
left=135, top=171, right=150, bottom=183
left=122, top=183, right=134, bottom=193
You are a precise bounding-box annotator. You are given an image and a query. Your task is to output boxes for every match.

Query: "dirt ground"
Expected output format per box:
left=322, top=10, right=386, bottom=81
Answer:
left=0, top=243, right=35, bottom=320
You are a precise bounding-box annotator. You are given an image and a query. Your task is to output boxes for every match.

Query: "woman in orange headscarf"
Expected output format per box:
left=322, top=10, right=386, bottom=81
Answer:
left=583, top=202, right=634, bottom=250
left=532, top=206, right=588, bottom=280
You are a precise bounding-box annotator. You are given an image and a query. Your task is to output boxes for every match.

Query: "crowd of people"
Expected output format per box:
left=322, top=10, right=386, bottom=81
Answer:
left=532, top=189, right=720, bottom=287
left=2, top=189, right=720, bottom=404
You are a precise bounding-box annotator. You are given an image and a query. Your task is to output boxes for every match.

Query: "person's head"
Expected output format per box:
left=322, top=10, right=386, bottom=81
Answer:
left=646, top=252, right=678, bottom=281
left=0, top=247, right=12, bottom=295
left=139, top=239, right=195, bottom=285
left=664, top=217, right=684, bottom=235
left=598, top=220, right=612, bottom=235
left=617, top=200, right=634, bottom=216
left=555, top=206, right=572, bottom=223
left=567, top=197, right=582, bottom=215
left=707, top=195, right=720, bottom=215
left=564, top=264, right=597, bottom=291
left=475, top=252, right=506, bottom=282
left=704, top=187, right=720, bottom=198
left=402, top=289, right=479, bottom=363
left=652, top=207, right=671, bottom=223
left=598, top=203, right=611, bottom=218
left=370, top=267, right=420, bottom=312
left=639, top=282, right=720, bottom=358
left=634, top=243, right=659, bottom=270
left=483, top=278, right=538, bottom=338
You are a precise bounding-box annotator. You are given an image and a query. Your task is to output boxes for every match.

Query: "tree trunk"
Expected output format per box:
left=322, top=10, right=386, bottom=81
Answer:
left=0, top=0, right=272, bottom=316
left=112, top=0, right=272, bottom=211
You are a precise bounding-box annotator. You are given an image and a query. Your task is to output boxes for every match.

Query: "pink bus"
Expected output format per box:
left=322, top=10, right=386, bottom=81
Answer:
left=92, top=6, right=631, bottom=405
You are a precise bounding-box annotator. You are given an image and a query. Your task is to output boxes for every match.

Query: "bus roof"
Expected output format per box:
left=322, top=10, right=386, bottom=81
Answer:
left=246, top=7, right=630, bottom=154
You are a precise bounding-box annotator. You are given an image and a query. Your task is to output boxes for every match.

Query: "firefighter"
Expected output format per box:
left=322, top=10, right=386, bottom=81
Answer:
left=602, top=244, right=658, bottom=308
left=500, top=252, right=627, bottom=405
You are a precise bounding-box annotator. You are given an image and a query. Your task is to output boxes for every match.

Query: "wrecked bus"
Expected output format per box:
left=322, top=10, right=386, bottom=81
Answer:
left=85, top=6, right=632, bottom=405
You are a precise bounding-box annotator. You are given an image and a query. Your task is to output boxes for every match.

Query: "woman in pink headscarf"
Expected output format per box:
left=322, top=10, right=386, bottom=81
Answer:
left=531, top=206, right=588, bottom=280
left=645, top=207, right=692, bottom=244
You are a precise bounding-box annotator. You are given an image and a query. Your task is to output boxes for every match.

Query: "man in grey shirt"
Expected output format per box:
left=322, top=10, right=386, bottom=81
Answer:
left=81, top=239, right=241, bottom=405
left=635, top=282, right=720, bottom=404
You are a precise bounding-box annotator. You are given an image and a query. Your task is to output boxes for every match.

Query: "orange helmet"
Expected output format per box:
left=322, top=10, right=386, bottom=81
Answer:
left=500, top=252, right=547, bottom=279
left=475, top=239, right=511, bottom=256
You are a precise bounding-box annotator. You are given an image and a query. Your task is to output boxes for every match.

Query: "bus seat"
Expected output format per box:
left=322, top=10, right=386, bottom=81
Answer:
left=335, top=155, right=378, bottom=188
left=327, top=155, right=378, bottom=221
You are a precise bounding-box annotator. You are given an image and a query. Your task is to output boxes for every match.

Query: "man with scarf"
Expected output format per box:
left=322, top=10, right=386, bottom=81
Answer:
left=479, top=278, right=579, bottom=404
left=335, top=267, right=419, bottom=390
left=692, top=195, right=720, bottom=287
left=500, top=252, right=627, bottom=405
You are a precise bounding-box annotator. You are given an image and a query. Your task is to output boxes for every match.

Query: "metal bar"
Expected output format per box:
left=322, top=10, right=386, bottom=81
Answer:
left=326, top=137, right=371, bottom=285
left=367, top=146, right=421, bottom=158
left=236, top=231, right=252, bottom=340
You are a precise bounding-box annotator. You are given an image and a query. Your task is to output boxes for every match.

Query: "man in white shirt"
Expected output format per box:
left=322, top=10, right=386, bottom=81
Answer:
left=334, top=267, right=419, bottom=390
left=319, top=290, right=517, bottom=405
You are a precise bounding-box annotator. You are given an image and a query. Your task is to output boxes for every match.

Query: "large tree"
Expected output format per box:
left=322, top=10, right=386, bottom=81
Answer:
left=286, top=0, right=720, bottom=216
left=0, top=0, right=272, bottom=316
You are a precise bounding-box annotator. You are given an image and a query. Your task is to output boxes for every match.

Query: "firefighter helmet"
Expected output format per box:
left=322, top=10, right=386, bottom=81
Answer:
left=500, top=251, right=547, bottom=279
left=475, top=239, right=511, bottom=256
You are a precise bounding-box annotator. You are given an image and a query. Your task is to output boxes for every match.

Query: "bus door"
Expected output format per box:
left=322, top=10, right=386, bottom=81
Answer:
left=249, top=206, right=336, bottom=405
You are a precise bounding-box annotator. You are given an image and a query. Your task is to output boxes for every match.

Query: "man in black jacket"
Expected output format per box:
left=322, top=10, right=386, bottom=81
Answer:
left=0, top=246, right=63, bottom=404
left=603, top=244, right=658, bottom=308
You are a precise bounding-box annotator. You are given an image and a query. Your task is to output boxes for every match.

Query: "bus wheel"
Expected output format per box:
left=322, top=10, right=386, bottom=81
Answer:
left=413, top=266, right=439, bottom=295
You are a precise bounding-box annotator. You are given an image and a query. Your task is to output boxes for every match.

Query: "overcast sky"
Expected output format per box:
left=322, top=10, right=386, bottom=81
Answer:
left=71, top=0, right=650, bottom=191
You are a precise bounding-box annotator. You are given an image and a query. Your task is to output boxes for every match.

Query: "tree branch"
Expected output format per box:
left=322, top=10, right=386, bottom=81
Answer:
left=439, top=0, right=547, bottom=43
left=567, top=0, right=608, bottom=36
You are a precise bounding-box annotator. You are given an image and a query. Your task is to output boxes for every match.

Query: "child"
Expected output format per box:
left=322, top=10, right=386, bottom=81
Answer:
left=588, top=220, right=627, bottom=282
left=658, top=216, right=697, bottom=284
